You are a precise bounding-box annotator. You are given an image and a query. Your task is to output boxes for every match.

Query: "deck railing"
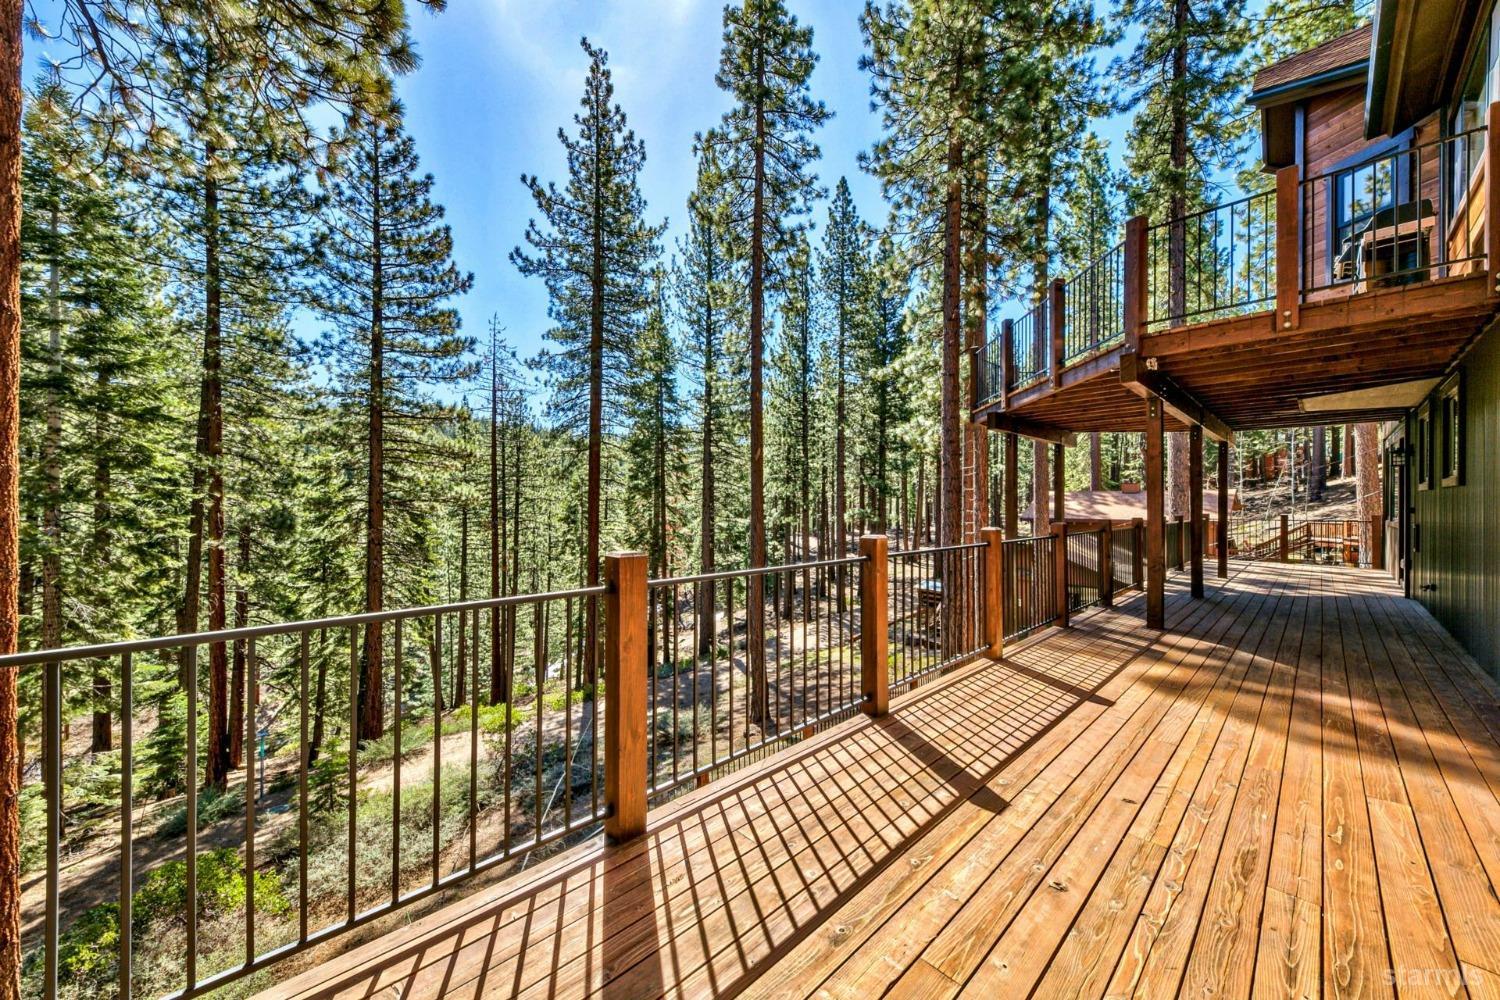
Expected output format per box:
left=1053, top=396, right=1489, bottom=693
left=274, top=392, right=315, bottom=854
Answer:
left=977, top=112, right=1496, bottom=409
left=1146, top=189, right=1275, bottom=328
left=1064, top=242, right=1127, bottom=362
left=6, top=518, right=1213, bottom=997
left=1219, top=513, right=1380, bottom=568
left=888, top=542, right=987, bottom=692
left=1299, top=125, right=1488, bottom=294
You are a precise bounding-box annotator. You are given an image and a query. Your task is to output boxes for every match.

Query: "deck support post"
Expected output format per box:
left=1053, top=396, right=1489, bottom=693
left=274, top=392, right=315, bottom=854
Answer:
left=1279, top=514, right=1290, bottom=562
left=1275, top=164, right=1301, bottom=330
left=1486, top=101, right=1500, bottom=289
left=1052, top=520, right=1070, bottom=628
left=604, top=551, right=648, bottom=842
left=1100, top=522, right=1115, bottom=608
left=981, top=527, right=1004, bottom=657
left=1175, top=515, right=1185, bottom=570
left=1369, top=514, right=1384, bottom=570
left=1004, top=433, right=1019, bottom=538
left=859, top=535, right=889, bottom=715
left=1145, top=395, right=1165, bottom=629
left=1217, top=443, right=1229, bottom=578
left=1189, top=425, right=1204, bottom=598
left=1052, top=442, right=1065, bottom=524
left=1123, top=215, right=1148, bottom=353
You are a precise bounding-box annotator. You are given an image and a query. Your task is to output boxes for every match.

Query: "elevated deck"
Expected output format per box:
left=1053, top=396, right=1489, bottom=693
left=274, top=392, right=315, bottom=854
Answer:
left=258, top=562, right=1500, bottom=999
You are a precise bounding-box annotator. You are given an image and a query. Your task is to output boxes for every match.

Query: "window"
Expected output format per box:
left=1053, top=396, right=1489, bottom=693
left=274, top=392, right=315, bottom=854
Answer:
left=1450, top=24, right=1490, bottom=222
left=1416, top=403, right=1433, bottom=490
left=1441, top=375, right=1465, bottom=487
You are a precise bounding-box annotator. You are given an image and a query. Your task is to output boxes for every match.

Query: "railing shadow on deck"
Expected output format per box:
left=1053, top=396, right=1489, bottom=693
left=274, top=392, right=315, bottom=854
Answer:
left=271, top=596, right=1170, bottom=1000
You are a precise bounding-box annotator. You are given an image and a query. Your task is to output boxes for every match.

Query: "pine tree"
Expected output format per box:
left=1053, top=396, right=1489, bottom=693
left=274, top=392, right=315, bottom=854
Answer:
left=1118, top=0, right=1250, bottom=517
left=313, top=98, right=475, bottom=742
left=819, top=179, right=869, bottom=555
left=513, top=37, right=662, bottom=691
left=19, top=85, right=182, bottom=754
left=701, top=0, right=828, bottom=721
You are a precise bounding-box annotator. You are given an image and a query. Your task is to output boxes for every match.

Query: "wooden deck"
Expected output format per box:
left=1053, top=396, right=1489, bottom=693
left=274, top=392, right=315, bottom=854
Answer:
left=259, top=561, right=1500, bottom=1000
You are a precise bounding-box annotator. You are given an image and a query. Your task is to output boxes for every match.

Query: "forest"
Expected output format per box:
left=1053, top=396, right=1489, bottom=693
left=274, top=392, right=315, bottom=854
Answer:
left=0, top=0, right=1376, bottom=994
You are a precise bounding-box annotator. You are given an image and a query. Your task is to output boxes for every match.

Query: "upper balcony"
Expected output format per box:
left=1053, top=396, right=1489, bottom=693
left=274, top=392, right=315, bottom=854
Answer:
left=976, top=110, right=1500, bottom=438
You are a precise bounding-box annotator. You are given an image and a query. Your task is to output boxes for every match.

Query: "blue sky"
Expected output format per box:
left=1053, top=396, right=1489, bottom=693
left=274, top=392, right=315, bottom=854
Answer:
left=393, top=0, right=1137, bottom=371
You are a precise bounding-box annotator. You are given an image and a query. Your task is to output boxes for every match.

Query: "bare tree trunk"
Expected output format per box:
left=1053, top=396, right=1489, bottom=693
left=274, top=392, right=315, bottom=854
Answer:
left=698, top=266, right=716, bottom=654
left=455, top=507, right=467, bottom=706
left=203, top=167, right=231, bottom=791
left=0, top=0, right=26, bottom=983
left=488, top=336, right=508, bottom=704
left=1311, top=425, right=1327, bottom=501
left=1169, top=433, right=1190, bottom=518
left=358, top=121, right=385, bottom=742
left=90, top=373, right=111, bottom=752
left=1356, top=423, right=1380, bottom=558
left=229, top=526, right=249, bottom=768
left=746, top=55, right=768, bottom=726
left=41, top=206, right=61, bottom=664
left=1032, top=440, right=1050, bottom=532
left=1090, top=432, right=1101, bottom=491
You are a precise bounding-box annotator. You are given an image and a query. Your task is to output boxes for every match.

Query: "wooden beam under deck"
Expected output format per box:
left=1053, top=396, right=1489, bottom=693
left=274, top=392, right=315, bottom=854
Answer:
left=974, top=271, right=1500, bottom=439
left=1119, top=352, right=1234, bottom=443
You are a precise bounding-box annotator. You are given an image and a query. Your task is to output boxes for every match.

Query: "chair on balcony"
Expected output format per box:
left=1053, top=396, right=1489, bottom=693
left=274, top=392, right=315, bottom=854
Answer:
left=1333, top=198, right=1435, bottom=290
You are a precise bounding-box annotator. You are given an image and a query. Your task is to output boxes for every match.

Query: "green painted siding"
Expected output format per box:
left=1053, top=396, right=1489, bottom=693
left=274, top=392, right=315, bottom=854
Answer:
left=1408, top=317, right=1500, bottom=680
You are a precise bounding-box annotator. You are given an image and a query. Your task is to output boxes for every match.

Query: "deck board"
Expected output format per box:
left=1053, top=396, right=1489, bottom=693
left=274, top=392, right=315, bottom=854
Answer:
left=257, top=561, right=1500, bottom=1000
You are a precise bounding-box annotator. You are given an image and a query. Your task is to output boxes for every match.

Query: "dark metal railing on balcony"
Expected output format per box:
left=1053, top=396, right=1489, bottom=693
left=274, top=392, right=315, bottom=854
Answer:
left=977, top=118, right=1494, bottom=412
left=1146, top=189, right=1276, bottom=328
left=1063, top=241, right=1126, bottom=363
left=1222, top=513, right=1380, bottom=568
left=1009, top=298, right=1048, bottom=390
left=1001, top=534, right=1057, bottom=640
left=1300, top=126, right=1488, bottom=294
left=888, top=542, right=986, bottom=692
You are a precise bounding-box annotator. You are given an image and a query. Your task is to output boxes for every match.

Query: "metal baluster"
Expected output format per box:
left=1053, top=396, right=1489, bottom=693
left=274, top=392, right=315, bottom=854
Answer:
left=470, top=608, right=478, bottom=867
left=431, top=613, right=441, bottom=886
left=298, top=633, right=309, bottom=943
left=185, top=644, right=198, bottom=989
left=535, top=600, right=543, bottom=843
left=245, top=635, right=257, bottom=964
left=392, top=619, right=402, bottom=903
left=347, top=626, right=357, bottom=923
left=119, top=653, right=133, bottom=999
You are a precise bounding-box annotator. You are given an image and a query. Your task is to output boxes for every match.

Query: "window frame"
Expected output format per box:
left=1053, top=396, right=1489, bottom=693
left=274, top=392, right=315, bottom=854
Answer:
left=1416, top=402, right=1434, bottom=491
left=1440, top=373, right=1465, bottom=488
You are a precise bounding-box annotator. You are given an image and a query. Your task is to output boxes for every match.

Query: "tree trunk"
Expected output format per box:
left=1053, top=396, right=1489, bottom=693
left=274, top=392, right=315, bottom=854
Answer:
left=1032, top=440, right=1050, bottom=533
left=1311, top=425, right=1327, bottom=501
left=1356, top=423, right=1380, bottom=556
left=1166, top=0, right=1191, bottom=521
left=309, top=628, right=329, bottom=764
left=90, top=374, right=111, bottom=752
left=1343, top=425, right=1356, bottom=477
left=41, top=206, right=61, bottom=665
left=1169, top=432, right=1190, bottom=518
left=698, top=254, right=716, bottom=654
left=229, top=526, right=249, bottom=768
left=1, top=0, right=27, bottom=979
left=359, top=121, right=386, bottom=743
left=203, top=167, right=231, bottom=792
left=455, top=507, right=467, bottom=707
left=1090, top=433, right=1101, bottom=491
left=746, top=52, right=768, bottom=726
left=488, top=339, right=508, bottom=704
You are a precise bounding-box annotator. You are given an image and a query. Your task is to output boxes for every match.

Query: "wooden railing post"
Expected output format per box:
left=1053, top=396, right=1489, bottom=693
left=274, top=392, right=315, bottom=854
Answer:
left=1101, top=522, right=1115, bottom=608
left=1275, top=164, right=1301, bottom=330
left=1486, top=101, right=1500, bottom=288
left=999, top=318, right=1014, bottom=406
left=859, top=535, right=889, bottom=716
left=1132, top=517, right=1145, bottom=590
left=1279, top=514, right=1290, bottom=562
left=1174, top=514, right=1186, bottom=570
left=1052, top=521, right=1070, bottom=628
left=981, top=527, right=1004, bottom=657
left=1049, top=277, right=1066, bottom=387
left=1123, top=215, right=1148, bottom=353
left=604, top=551, right=648, bottom=842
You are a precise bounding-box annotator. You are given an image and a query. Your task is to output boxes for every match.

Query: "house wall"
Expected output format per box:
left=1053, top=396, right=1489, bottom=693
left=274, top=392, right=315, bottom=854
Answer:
left=1405, top=315, right=1500, bottom=679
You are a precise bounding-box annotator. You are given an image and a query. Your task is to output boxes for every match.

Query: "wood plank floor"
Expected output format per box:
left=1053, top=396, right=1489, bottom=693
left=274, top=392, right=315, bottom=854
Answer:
left=258, top=562, right=1500, bottom=1000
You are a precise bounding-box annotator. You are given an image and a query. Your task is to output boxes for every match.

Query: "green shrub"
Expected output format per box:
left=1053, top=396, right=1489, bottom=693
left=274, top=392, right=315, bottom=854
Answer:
left=134, top=848, right=289, bottom=930
left=154, top=784, right=246, bottom=837
left=55, top=903, right=120, bottom=989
